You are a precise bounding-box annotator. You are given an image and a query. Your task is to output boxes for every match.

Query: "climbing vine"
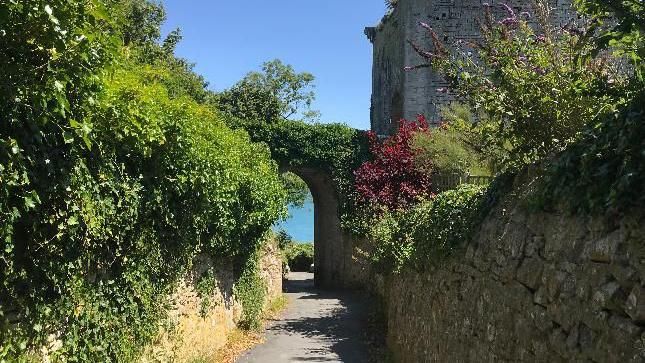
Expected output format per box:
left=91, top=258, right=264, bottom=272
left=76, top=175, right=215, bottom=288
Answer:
left=0, top=1, right=285, bottom=360
left=228, top=117, right=370, bottom=233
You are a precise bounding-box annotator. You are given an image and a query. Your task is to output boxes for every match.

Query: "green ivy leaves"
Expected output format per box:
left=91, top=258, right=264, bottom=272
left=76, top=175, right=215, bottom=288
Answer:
left=1, top=1, right=286, bottom=360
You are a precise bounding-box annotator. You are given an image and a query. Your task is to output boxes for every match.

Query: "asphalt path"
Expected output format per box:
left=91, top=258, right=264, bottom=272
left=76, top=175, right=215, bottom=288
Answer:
left=237, top=272, right=371, bottom=363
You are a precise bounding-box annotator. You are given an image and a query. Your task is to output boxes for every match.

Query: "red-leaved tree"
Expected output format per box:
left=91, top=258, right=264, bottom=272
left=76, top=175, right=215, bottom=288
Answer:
left=354, top=115, right=433, bottom=210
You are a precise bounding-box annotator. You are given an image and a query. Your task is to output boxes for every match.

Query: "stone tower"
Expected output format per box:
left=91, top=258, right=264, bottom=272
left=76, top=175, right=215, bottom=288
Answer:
left=365, top=0, right=575, bottom=135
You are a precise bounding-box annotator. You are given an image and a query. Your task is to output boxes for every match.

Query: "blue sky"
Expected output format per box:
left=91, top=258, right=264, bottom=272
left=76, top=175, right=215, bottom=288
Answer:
left=160, top=0, right=388, bottom=130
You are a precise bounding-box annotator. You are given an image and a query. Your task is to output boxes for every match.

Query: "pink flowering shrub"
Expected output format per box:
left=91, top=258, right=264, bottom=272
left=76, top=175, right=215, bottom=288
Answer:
left=406, top=2, right=628, bottom=169
left=353, top=115, right=433, bottom=210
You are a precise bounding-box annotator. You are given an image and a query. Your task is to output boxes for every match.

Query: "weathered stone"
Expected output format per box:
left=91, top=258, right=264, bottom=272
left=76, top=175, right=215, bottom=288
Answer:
left=560, top=274, right=577, bottom=299
left=465, top=244, right=475, bottom=261
left=517, top=258, right=544, bottom=290
left=608, top=315, right=641, bottom=337
left=584, top=229, right=622, bottom=263
left=578, top=324, right=596, bottom=350
left=529, top=305, right=554, bottom=333
left=566, top=324, right=580, bottom=350
left=281, top=166, right=368, bottom=289
left=592, top=281, right=622, bottom=309
left=374, top=176, right=645, bottom=362
left=548, top=327, right=569, bottom=358
left=546, top=270, right=568, bottom=301
left=559, top=261, right=578, bottom=274
left=139, top=242, right=282, bottom=362
left=625, top=287, right=645, bottom=323
left=525, top=235, right=544, bottom=257
left=610, top=265, right=637, bottom=287
left=365, top=0, right=575, bottom=133
left=534, top=286, right=549, bottom=308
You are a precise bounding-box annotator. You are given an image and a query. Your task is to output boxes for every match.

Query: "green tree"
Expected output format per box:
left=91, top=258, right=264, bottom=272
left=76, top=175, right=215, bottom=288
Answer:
left=281, top=172, right=310, bottom=208
left=218, top=59, right=320, bottom=122
left=112, top=0, right=211, bottom=102
left=117, top=0, right=166, bottom=46
left=216, top=80, right=282, bottom=122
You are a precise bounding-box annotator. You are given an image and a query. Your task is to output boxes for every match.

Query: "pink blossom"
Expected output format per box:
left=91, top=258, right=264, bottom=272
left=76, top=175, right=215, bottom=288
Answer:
left=418, top=22, right=433, bottom=32
left=500, top=3, right=515, bottom=18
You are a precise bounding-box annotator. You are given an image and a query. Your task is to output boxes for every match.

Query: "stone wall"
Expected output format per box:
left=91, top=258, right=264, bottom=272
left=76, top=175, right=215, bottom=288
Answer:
left=366, top=0, right=576, bottom=134
left=378, top=195, right=645, bottom=362
left=283, top=165, right=370, bottom=289
left=141, top=240, right=283, bottom=362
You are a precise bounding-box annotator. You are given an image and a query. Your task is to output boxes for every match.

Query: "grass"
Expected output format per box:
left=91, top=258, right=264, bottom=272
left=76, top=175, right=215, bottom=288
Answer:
left=209, top=329, right=264, bottom=363
left=263, top=294, right=289, bottom=320
left=192, top=294, right=290, bottom=363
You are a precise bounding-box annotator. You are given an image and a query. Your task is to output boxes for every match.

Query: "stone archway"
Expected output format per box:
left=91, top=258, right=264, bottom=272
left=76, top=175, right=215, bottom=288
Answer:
left=279, top=165, right=368, bottom=289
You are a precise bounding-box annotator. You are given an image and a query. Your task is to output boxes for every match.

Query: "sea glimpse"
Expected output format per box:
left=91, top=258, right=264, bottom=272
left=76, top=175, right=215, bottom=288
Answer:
left=275, top=195, right=314, bottom=243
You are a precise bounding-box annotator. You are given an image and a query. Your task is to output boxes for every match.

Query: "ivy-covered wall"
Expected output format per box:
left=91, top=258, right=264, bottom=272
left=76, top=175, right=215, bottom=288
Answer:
left=0, top=1, right=286, bottom=360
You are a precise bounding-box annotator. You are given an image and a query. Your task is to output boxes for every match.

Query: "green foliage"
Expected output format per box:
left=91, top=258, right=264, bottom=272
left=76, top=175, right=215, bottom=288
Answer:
left=411, top=122, right=487, bottom=177
left=196, top=270, right=218, bottom=318
left=282, top=242, right=314, bottom=272
left=217, top=59, right=320, bottom=122
left=437, top=103, right=506, bottom=174
left=229, top=118, right=370, bottom=234
left=575, top=0, right=644, bottom=70
left=539, top=68, right=645, bottom=214
left=216, top=81, right=282, bottom=123
left=369, top=185, right=487, bottom=273
left=0, top=0, right=286, bottom=360
left=281, top=172, right=310, bottom=208
left=413, top=2, right=629, bottom=170
left=536, top=0, right=645, bottom=214
left=275, top=231, right=314, bottom=272
left=117, top=0, right=166, bottom=46
left=234, top=254, right=266, bottom=331
left=275, top=230, right=293, bottom=250
left=112, top=0, right=211, bottom=103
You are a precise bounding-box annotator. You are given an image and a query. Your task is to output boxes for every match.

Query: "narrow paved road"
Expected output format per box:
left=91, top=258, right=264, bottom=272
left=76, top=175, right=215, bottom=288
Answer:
left=238, top=272, right=372, bottom=363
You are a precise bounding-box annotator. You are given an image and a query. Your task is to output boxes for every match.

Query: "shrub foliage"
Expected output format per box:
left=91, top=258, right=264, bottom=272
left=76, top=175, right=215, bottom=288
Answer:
left=408, top=2, right=628, bottom=170
left=354, top=115, right=433, bottom=210
left=0, top=0, right=285, bottom=360
left=369, top=184, right=487, bottom=273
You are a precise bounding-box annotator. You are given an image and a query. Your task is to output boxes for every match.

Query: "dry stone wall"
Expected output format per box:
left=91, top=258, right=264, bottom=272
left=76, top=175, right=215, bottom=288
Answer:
left=378, top=196, right=645, bottom=362
left=141, top=241, right=283, bottom=362
left=366, top=0, right=576, bottom=134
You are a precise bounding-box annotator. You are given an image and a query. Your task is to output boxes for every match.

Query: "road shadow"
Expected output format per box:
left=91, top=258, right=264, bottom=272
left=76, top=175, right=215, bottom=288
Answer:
left=276, top=275, right=373, bottom=362
left=282, top=276, right=315, bottom=294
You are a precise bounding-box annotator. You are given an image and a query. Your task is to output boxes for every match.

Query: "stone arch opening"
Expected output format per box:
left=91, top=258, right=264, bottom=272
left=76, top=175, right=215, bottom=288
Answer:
left=278, top=165, right=344, bottom=288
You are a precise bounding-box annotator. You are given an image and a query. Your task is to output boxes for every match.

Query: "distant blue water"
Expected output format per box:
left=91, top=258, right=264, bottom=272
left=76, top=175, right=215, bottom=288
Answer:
left=275, top=196, right=314, bottom=243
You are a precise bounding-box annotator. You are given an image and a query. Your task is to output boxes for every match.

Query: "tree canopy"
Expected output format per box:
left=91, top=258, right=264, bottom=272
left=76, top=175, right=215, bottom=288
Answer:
left=217, top=59, right=320, bottom=123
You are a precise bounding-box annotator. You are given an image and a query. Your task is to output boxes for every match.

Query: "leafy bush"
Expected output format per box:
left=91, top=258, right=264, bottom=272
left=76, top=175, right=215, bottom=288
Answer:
left=283, top=243, right=314, bottom=272
left=275, top=231, right=314, bottom=272
left=536, top=0, right=644, bottom=214
left=354, top=115, right=433, bottom=210
left=0, top=1, right=286, bottom=360
left=408, top=1, right=628, bottom=170
left=369, top=184, right=486, bottom=273
left=410, top=106, right=494, bottom=177
left=234, top=255, right=267, bottom=331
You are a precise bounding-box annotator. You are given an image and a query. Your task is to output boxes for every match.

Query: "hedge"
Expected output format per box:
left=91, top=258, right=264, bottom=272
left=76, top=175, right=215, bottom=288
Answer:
left=369, top=184, right=487, bottom=273
left=0, top=1, right=285, bottom=360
